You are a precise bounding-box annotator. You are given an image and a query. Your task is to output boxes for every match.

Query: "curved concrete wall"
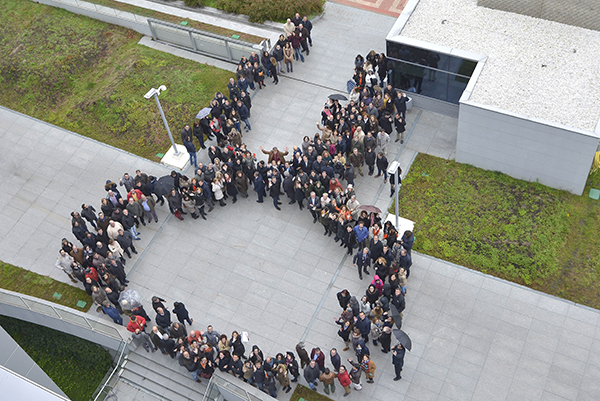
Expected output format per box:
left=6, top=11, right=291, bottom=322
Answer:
left=0, top=290, right=131, bottom=351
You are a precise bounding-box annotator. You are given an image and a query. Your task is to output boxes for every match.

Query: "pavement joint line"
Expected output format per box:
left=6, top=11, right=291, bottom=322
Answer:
left=126, top=211, right=174, bottom=277
left=300, top=252, right=349, bottom=342
left=300, top=109, right=423, bottom=343
left=370, top=109, right=422, bottom=206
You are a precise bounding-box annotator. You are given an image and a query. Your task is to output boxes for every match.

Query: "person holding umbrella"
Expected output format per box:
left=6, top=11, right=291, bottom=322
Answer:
left=392, top=343, right=406, bottom=380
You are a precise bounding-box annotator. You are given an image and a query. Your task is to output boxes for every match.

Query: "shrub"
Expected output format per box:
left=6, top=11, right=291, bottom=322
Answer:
left=184, top=0, right=206, bottom=7
left=216, top=0, right=325, bottom=23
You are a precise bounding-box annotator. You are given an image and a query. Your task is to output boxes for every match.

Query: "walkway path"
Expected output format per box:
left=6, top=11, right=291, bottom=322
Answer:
left=331, top=0, right=408, bottom=17
left=1, top=2, right=599, bottom=401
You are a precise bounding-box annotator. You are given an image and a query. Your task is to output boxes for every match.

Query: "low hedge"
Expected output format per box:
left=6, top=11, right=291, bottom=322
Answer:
left=0, top=316, right=113, bottom=401
left=215, top=0, right=325, bottom=23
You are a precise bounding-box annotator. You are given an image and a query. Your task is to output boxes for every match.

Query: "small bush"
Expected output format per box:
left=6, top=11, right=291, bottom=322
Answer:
left=183, top=0, right=206, bottom=7
left=216, top=0, right=325, bottom=23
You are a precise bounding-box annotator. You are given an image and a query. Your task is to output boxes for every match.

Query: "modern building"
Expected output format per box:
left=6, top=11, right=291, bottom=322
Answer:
left=386, top=0, right=600, bottom=195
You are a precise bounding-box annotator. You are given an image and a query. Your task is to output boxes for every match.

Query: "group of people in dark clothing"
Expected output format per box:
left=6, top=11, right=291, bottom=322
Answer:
left=55, top=170, right=165, bottom=319
left=335, top=226, right=413, bottom=388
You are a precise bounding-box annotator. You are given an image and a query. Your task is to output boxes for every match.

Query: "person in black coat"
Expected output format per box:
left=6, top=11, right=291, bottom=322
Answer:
left=230, top=354, right=244, bottom=378
left=394, top=92, right=409, bottom=120
left=293, top=181, right=305, bottom=210
left=160, top=333, right=177, bottom=358
left=285, top=352, right=300, bottom=382
left=155, top=307, right=172, bottom=331
left=173, top=301, right=193, bottom=326
left=116, top=229, right=137, bottom=258
left=81, top=204, right=98, bottom=229
left=193, top=121, right=206, bottom=149
left=344, top=224, right=357, bottom=255
left=397, top=248, right=412, bottom=277
left=268, top=176, right=282, bottom=210
left=337, top=289, right=351, bottom=310
left=253, top=171, right=266, bottom=203
left=370, top=235, right=384, bottom=263
left=392, top=343, right=406, bottom=380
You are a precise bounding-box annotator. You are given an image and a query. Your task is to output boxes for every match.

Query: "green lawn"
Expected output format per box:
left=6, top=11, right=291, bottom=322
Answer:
left=0, top=0, right=234, bottom=160
left=0, top=261, right=92, bottom=310
left=0, top=315, right=113, bottom=401
left=394, top=154, right=600, bottom=309
left=290, top=383, right=334, bottom=401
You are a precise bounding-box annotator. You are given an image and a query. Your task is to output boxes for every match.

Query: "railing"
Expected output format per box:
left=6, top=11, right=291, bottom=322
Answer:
left=148, top=18, right=268, bottom=63
left=204, top=372, right=267, bottom=401
left=0, top=288, right=130, bottom=343
left=91, top=340, right=129, bottom=401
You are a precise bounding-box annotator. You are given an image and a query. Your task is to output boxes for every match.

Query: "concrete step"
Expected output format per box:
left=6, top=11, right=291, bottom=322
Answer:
left=119, top=350, right=207, bottom=401
left=120, top=369, right=193, bottom=401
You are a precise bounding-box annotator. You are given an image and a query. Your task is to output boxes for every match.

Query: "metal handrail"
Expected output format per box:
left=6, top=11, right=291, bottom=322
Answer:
left=92, top=340, right=129, bottom=401
left=147, top=18, right=265, bottom=47
left=0, top=288, right=128, bottom=342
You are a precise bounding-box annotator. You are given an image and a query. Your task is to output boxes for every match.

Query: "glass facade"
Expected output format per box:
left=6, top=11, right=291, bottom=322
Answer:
left=386, top=41, right=477, bottom=104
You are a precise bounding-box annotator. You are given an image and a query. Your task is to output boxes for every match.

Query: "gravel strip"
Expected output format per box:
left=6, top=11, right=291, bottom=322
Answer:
left=400, top=0, right=600, bottom=132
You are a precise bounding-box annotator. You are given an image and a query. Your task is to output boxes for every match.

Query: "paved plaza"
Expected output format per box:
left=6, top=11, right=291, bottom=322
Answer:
left=1, top=2, right=600, bottom=401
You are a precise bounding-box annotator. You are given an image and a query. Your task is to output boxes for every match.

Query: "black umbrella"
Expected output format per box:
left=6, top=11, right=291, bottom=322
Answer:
left=393, top=329, right=412, bottom=351
left=154, top=175, right=176, bottom=198
left=328, top=93, right=348, bottom=101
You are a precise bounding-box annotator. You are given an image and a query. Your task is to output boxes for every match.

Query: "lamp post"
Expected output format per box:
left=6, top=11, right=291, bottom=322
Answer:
left=387, top=160, right=400, bottom=228
left=144, top=85, right=180, bottom=156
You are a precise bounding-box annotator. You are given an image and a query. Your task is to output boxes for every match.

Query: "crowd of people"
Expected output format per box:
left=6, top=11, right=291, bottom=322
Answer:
left=51, top=12, right=416, bottom=398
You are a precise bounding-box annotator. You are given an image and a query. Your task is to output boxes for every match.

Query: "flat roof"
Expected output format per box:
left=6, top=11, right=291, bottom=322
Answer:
left=397, top=0, right=600, bottom=132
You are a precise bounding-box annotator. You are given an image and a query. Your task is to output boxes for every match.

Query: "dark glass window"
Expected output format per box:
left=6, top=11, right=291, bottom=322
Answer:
left=386, top=41, right=477, bottom=104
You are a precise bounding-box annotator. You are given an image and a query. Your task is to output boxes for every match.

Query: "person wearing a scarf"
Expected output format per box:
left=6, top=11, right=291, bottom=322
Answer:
left=360, top=354, right=376, bottom=383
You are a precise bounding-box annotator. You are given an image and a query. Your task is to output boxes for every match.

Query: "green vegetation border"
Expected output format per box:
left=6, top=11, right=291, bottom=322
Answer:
left=391, top=153, right=600, bottom=309
left=0, top=315, right=113, bottom=401
left=1, top=261, right=92, bottom=310
left=289, top=383, right=334, bottom=401
left=0, top=0, right=234, bottom=159
left=84, top=0, right=265, bottom=43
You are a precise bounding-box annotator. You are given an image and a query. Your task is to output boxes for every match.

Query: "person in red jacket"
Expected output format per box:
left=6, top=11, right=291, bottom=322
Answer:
left=127, top=315, right=146, bottom=333
left=337, top=365, right=352, bottom=397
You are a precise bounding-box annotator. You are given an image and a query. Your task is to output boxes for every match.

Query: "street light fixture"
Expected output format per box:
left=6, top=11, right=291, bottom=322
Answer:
left=387, top=160, right=400, bottom=229
left=144, top=85, right=180, bottom=156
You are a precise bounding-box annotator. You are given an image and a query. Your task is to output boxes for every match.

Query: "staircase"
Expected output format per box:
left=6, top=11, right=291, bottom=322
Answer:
left=119, top=348, right=207, bottom=401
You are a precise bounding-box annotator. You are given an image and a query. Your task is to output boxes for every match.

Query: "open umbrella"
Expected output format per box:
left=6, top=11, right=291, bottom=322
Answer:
left=346, top=79, right=356, bottom=94
left=329, top=93, right=348, bottom=101
left=154, top=175, right=176, bottom=198
left=359, top=205, right=382, bottom=214
left=118, top=289, right=142, bottom=312
left=393, top=329, right=412, bottom=351
left=196, top=107, right=211, bottom=119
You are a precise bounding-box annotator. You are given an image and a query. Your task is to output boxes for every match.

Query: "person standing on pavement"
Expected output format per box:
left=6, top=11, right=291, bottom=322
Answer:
left=132, top=328, right=155, bottom=352
left=268, top=176, right=282, bottom=211
left=337, top=365, right=352, bottom=397
left=304, top=360, right=321, bottom=391
left=302, top=16, right=313, bottom=46
left=55, top=249, right=78, bottom=283
left=349, top=147, right=365, bottom=177
left=394, top=113, right=406, bottom=144
left=183, top=132, right=198, bottom=169
left=283, top=42, right=294, bottom=73
left=319, top=368, right=337, bottom=395
left=360, top=354, right=376, bottom=383
left=392, top=343, right=406, bottom=380
left=173, top=301, right=193, bottom=326
left=236, top=100, right=251, bottom=132
left=102, top=300, right=123, bottom=325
